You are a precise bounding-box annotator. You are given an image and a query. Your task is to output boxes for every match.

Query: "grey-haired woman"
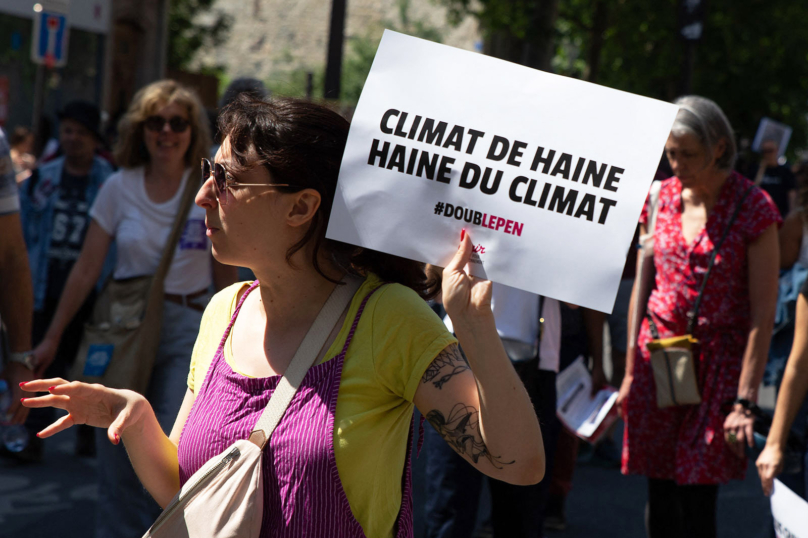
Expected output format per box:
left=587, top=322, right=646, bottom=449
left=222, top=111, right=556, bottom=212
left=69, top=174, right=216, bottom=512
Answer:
left=617, top=96, right=781, bottom=538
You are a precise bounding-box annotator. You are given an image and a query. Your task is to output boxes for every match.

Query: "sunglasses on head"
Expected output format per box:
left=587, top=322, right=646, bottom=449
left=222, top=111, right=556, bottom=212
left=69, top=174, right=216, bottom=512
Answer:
left=201, top=158, right=300, bottom=201
left=144, top=115, right=191, bottom=133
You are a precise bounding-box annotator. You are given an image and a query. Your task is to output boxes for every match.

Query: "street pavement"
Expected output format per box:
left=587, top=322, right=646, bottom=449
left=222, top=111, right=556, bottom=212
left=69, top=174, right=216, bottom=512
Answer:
left=0, top=420, right=774, bottom=538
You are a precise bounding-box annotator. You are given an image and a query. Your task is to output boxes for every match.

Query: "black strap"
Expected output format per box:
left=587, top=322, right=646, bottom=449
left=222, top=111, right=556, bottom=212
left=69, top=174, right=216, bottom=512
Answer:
left=538, top=295, right=545, bottom=342
left=685, top=185, right=754, bottom=334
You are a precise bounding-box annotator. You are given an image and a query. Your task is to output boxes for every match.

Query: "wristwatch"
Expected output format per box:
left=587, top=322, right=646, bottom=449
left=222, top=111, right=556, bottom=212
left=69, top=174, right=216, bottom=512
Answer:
left=733, top=397, right=762, bottom=416
left=8, top=351, right=37, bottom=371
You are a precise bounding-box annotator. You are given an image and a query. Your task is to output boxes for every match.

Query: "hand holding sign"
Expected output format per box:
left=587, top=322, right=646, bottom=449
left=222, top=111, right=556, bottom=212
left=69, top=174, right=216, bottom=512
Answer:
left=442, top=230, right=493, bottom=327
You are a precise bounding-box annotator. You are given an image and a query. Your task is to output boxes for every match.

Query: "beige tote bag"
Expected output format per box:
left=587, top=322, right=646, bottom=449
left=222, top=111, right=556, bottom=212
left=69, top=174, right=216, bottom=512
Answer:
left=143, top=277, right=362, bottom=538
left=646, top=333, right=701, bottom=408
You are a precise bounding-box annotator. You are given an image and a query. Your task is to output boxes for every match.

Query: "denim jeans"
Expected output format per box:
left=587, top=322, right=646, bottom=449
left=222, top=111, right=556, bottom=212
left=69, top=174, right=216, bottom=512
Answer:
left=423, top=361, right=561, bottom=538
left=95, top=297, right=207, bottom=538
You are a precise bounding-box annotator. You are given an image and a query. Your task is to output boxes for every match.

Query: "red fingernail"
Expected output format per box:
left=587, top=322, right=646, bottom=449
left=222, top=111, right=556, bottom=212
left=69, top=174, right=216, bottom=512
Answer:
left=36, top=432, right=42, bottom=438
left=19, top=382, right=26, bottom=387
left=461, top=229, right=466, bottom=241
left=20, top=398, right=26, bottom=402
left=48, top=386, right=56, bottom=392
left=114, top=434, right=120, bottom=444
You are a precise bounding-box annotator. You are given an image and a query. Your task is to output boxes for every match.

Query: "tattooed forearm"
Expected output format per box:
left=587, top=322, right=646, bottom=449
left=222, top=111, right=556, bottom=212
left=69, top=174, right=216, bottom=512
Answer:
left=426, top=403, right=515, bottom=469
left=421, top=345, right=470, bottom=390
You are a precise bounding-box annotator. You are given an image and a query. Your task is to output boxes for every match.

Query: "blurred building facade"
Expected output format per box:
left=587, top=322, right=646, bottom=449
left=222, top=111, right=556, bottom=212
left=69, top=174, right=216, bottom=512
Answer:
left=192, top=0, right=481, bottom=87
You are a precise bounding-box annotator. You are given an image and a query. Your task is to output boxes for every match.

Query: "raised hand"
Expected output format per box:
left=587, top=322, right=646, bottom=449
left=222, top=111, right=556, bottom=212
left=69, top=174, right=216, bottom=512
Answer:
left=441, top=229, right=493, bottom=323
left=20, top=378, right=150, bottom=445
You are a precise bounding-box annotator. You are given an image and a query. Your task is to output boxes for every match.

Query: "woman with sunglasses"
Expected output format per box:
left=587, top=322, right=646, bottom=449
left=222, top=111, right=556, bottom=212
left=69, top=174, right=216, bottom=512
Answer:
left=30, top=79, right=237, bottom=538
left=22, top=97, right=544, bottom=537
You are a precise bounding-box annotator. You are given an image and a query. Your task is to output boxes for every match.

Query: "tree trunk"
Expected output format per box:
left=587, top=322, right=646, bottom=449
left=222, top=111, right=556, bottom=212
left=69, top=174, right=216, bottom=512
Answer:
left=324, top=0, right=347, bottom=99
left=483, top=0, right=561, bottom=72
left=521, top=0, right=561, bottom=71
left=586, top=0, right=609, bottom=83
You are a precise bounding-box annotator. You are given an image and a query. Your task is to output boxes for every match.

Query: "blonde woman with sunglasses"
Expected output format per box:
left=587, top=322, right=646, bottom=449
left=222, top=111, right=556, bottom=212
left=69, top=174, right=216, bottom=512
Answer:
left=30, top=79, right=237, bottom=538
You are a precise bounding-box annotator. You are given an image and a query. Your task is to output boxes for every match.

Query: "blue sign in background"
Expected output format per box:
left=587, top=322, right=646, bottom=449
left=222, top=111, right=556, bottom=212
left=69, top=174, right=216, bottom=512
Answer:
left=33, top=12, right=68, bottom=64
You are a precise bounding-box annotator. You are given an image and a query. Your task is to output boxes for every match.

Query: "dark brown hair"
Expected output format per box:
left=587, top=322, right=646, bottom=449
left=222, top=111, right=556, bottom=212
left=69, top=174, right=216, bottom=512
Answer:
left=10, top=126, right=32, bottom=148
left=219, top=96, right=439, bottom=299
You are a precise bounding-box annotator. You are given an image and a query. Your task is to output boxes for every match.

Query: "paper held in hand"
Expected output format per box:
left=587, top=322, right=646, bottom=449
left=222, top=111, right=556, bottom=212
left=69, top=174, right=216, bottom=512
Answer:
left=771, top=479, right=808, bottom=538
left=326, top=30, right=679, bottom=312
left=556, top=356, right=618, bottom=443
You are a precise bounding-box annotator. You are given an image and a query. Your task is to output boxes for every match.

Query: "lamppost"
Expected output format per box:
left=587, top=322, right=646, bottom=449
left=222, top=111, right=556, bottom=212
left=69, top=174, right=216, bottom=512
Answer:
left=324, top=0, right=347, bottom=100
left=678, top=0, right=705, bottom=95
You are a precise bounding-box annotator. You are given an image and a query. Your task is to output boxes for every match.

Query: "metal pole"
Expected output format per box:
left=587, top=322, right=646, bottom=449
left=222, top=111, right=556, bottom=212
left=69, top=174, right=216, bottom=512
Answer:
left=157, top=0, right=172, bottom=79
left=31, top=64, right=46, bottom=153
left=681, top=40, right=695, bottom=95
left=324, top=0, right=347, bottom=100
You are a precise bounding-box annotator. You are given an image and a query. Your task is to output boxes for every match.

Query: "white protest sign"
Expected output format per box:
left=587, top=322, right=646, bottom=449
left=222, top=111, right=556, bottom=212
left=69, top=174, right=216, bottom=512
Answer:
left=771, top=479, right=808, bottom=538
left=326, top=30, right=678, bottom=312
left=752, top=117, right=792, bottom=158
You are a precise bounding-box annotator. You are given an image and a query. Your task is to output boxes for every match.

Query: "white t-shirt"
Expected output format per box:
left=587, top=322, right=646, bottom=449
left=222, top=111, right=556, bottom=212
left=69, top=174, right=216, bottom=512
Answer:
left=89, top=167, right=212, bottom=295
left=443, top=282, right=562, bottom=373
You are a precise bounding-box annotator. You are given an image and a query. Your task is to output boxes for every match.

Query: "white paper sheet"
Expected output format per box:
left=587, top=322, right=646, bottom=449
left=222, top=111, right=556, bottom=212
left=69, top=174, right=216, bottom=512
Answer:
left=326, top=30, right=679, bottom=312
left=556, top=356, right=618, bottom=441
left=771, top=479, right=808, bottom=538
left=752, top=117, right=792, bottom=157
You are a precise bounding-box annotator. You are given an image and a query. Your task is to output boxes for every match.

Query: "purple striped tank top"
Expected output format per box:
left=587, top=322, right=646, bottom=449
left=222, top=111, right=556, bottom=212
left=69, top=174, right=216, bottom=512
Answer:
left=177, top=281, right=416, bottom=537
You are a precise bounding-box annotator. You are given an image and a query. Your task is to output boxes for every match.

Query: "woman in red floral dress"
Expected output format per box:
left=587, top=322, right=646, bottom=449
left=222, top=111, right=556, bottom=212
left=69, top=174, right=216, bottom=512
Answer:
left=618, top=96, right=781, bottom=538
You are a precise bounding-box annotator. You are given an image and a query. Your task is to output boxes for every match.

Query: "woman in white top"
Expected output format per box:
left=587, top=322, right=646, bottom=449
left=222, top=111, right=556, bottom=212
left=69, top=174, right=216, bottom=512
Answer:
left=31, top=79, right=237, bottom=538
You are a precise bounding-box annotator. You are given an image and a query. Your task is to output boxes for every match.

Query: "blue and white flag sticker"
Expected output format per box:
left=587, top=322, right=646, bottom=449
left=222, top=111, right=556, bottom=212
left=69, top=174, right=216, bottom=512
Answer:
left=83, top=344, right=114, bottom=377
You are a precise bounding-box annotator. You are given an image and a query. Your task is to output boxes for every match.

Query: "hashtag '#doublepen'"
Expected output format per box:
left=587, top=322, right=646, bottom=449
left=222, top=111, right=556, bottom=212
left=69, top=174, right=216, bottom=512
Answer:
left=434, top=202, right=445, bottom=215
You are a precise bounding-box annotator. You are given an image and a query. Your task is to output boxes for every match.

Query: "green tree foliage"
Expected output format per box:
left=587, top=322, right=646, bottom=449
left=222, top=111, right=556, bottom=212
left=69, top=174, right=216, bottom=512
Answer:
left=341, top=0, right=444, bottom=104
left=265, top=67, right=324, bottom=101
left=267, top=0, right=443, bottom=105
left=341, top=37, right=381, bottom=105
left=441, top=0, right=560, bottom=70
left=555, top=0, right=808, bottom=154
left=168, top=0, right=232, bottom=71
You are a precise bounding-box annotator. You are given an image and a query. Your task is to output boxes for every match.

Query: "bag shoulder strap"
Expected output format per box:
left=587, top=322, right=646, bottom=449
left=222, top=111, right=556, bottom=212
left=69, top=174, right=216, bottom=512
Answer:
left=248, top=276, right=363, bottom=449
left=153, top=169, right=198, bottom=285
left=685, top=185, right=755, bottom=333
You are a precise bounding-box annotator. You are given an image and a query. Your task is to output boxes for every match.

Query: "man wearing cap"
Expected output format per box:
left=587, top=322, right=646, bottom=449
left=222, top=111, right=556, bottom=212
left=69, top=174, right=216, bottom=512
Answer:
left=15, top=101, right=115, bottom=461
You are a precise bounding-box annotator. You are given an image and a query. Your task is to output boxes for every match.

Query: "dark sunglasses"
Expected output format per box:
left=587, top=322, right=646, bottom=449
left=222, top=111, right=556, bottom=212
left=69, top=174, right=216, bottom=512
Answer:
left=201, top=158, right=299, bottom=200
left=144, top=115, right=191, bottom=133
